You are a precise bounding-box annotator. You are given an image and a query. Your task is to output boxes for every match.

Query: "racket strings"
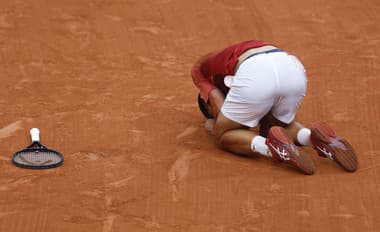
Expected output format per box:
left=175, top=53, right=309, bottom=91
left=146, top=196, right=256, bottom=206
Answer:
left=14, top=150, right=63, bottom=166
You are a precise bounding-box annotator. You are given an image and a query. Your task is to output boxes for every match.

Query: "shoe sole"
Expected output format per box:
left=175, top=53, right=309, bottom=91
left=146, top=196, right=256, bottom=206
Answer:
left=270, top=127, right=315, bottom=175
left=311, top=122, right=358, bottom=172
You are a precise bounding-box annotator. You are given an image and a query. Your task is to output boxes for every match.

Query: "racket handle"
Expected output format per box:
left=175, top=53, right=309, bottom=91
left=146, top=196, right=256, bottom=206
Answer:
left=30, top=128, right=40, bottom=142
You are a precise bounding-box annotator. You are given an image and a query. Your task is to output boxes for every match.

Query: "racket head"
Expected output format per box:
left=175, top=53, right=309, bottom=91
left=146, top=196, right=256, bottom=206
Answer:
left=12, top=142, right=64, bottom=169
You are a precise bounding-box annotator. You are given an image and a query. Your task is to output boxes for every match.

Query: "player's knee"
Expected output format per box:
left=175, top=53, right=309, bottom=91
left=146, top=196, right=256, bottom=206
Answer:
left=217, top=132, right=237, bottom=150
left=214, top=121, right=227, bottom=141
left=214, top=115, right=232, bottom=139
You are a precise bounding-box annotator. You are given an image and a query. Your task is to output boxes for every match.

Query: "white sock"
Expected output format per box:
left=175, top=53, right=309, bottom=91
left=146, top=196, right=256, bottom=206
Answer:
left=297, top=128, right=312, bottom=146
left=251, top=136, right=272, bottom=157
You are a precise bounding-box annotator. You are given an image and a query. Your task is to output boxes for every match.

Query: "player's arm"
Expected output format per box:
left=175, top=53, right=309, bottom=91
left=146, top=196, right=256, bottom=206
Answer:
left=191, top=52, right=218, bottom=103
left=208, top=88, right=225, bottom=118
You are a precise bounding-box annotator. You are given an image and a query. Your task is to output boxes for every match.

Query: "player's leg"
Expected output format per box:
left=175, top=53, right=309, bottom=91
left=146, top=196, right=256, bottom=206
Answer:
left=213, top=112, right=315, bottom=174
left=197, top=85, right=270, bottom=157
left=259, top=112, right=312, bottom=147
left=262, top=111, right=358, bottom=171
left=259, top=112, right=288, bottom=137
left=214, top=112, right=269, bottom=157
left=308, top=121, right=357, bottom=172
left=287, top=121, right=358, bottom=172
left=205, top=90, right=290, bottom=162
left=271, top=53, right=357, bottom=172
left=286, top=121, right=313, bottom=146
left=258, top=112, right=310, bottom=145
left=213, top=59, right=277, bottom=158
left=214, top=53, right=315, bottom=174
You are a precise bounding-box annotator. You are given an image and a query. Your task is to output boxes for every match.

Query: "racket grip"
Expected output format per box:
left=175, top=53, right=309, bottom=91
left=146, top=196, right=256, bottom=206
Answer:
left=30, top=128, right=40, bottom=142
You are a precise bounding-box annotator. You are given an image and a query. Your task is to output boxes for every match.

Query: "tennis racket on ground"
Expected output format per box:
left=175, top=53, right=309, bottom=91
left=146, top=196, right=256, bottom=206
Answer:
left=12, top=128, right=64, bottom=169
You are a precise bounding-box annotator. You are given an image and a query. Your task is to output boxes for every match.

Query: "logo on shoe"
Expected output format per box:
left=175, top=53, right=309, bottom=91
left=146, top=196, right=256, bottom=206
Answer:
left=269, top=144, right=290, bottom=161
left=316, top=146, right=334, bottom=160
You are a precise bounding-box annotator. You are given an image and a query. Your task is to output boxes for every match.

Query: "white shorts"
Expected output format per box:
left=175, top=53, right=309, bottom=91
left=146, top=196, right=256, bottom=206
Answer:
left=221, top=52, right=307, bottom=127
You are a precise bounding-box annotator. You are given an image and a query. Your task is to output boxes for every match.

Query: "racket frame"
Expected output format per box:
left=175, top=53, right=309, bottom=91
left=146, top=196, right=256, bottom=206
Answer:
left=12, top=141, right=64, bottom=169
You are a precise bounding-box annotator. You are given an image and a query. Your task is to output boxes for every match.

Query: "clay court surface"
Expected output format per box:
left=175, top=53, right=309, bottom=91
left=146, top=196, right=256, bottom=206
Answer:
left=0, top=0, right=379, bottom=231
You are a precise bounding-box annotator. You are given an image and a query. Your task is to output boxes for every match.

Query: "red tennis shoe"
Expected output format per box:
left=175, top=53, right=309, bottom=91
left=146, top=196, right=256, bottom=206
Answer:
left=310, top=121, right=358, bottom=172
left=266, top=126, right=315, bottom=175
